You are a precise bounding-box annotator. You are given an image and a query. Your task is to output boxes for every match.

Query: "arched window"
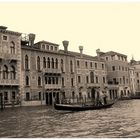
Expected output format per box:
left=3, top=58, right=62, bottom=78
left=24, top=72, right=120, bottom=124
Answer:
left=25, top=55, right=29, bottom=70
left=26, top=76, right=29, bottom=86
left=48, top=77, right=51, bottom=84
left=52, top=58, right=54, bottom=69
left=47, top=57, right=50, bottom=68
left=61, top=59, right=64, bottom=72
left=3, top=65, right=8, bottom=79
left=10, top=41, right=15, bottom=54
left=37, top=56, right=40, bottom=70
left=38, top=76, right=41, bottom=86
left=10, top=66, right=16, bottom=79
left=52, top=77, right=55, bottom=84
left=90, top=72, right=94, bottom=83
left=70, top=60, right=73, bottom=73
left=43, top=57, right=46, bottom=68
left=56, top=77, right=58, bottom=84
left=56, top=58, right=58, bottom=69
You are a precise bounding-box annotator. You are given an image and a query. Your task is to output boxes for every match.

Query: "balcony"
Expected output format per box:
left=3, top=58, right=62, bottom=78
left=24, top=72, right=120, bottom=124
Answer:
left=87, top=83, right=101, bottom=88
left=43, top=68, right=61, bottom=75
left=0, top=79, right=19, bottom=86
left=0, top=52, right=19, bottom=60
left=44, top=84, right=61, bottom=89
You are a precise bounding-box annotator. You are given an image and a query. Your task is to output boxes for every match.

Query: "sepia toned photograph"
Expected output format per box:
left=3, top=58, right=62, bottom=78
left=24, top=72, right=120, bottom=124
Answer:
left=0, top=0, right=140, bottom=138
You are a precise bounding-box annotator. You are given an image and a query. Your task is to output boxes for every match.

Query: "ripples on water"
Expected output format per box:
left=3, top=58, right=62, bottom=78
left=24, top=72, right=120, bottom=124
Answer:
left=0, top=100, right=140, bottom=138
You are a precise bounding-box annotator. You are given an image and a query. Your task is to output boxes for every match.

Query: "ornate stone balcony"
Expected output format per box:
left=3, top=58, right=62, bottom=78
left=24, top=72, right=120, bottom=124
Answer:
left=43, top=68, right=61, bottom=75
left=0, top=52, right=19, bottom=60
left=0, top=79, right=19, bottom=86
left=44, top=84, right=61, bottom=89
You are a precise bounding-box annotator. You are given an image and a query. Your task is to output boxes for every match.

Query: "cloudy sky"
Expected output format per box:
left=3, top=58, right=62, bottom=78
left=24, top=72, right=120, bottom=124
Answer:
left=0, top=1, right=140, bottom=60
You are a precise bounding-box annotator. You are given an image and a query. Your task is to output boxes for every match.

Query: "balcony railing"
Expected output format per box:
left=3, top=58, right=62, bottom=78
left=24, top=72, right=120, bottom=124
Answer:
left=43, top=68, right=61, bottom=74
left=0, top=52, right=19, bottom=60
left=0, top=79, right=19, bottom=86
left=44, top=84, right=61, bottom=89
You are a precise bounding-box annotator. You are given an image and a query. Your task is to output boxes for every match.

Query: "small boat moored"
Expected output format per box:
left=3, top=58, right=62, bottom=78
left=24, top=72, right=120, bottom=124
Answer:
left=54, top=102, right=114, bottom=111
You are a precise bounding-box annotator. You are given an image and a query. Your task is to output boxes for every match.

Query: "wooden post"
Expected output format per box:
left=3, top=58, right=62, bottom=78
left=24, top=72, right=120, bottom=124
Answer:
left=0, top=93, right=4, bottom=111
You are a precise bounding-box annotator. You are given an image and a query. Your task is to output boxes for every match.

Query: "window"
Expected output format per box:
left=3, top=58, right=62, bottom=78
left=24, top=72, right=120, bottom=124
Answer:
left=137, top=80, right=139, bottom=84
left=95, top=63, right=97, bottom=69
left=47, top=57, right=50, bottom=68
left=51, top=58, right=54, bottom=69
left=102, top=64, right=104, bottom=69
left=72, top=92, right=75, bottom=99
left=106, top=57, right=108, bottom=61
left=86, top=76, right=89, bottom=83
left=62, top=77, right=64, bottom=86
left=43, top=57, right=46, bottom=68
left=71, top=78, right=74, bottom=86
left=39, top=92, right=41, bottom=100
left=51, top=46, right=53, bottom=50
left=85, top=61, right=88, bottom=68
left=56, top=58, right=58, bottom=69
left=77, top=60, right=80, bottom=67
left=42, top=44, right=45, bottom=49
left=26, top=76, right=29, bottom=86
left=96, top=76, right=98, bottom=83
left=48, top=77, right=51, bottom=84
left=46, top=45, right=49, bottom=50
left=137, top=73, right=139, bottom=77
left=103, top=77, right=105, bottom=83
left=78, top=76, right=81, bottom=83
left=61, top=59, right=64, bottom=72
left=90, top=62, right=92, bottom=68
left=90, top=72, right=94, bottom=83
left=55, top=46, right=57, bottom=51
left=3, top=35, right=7, bottom=41
left=45, top=77, right=48, bottom=84
left=113, top=78, right=117, bottom=84
left=122, top=67, right=124, bottom=71
left=123, top=76, right=125, bottom=84
left=25, top=55, right=29, bottom=70
left=52, top=77, right=55, bottom=84
left=3, top=65, right=8, bottom=79
left=37, top=56, right=40, bottom=70
left=4, top=92, right=8, bottom=101
left=10, top=41, right=15, bottom=54
left=119, top=66, right=121, bottom=70
left=70, top=60, right=73, bottom=73
left=12, top=92, right=16, bottom=100
left=56, top=77, right=58, bottom=84
left=112, top=66, right=115, bottom=71
left=26, top=92, right=30, bottom=101
left=10, top=66, right=16, bottom=79
left=38, top=77, right=41, bottom=86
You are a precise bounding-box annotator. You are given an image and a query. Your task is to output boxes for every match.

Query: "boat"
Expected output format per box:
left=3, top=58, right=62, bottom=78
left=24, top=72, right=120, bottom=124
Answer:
left=54, top=102, right=114, bottom=111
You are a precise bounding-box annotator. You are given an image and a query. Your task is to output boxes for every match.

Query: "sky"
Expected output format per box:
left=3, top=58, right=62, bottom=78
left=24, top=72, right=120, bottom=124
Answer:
left=0, top=1, right=140, bottom=61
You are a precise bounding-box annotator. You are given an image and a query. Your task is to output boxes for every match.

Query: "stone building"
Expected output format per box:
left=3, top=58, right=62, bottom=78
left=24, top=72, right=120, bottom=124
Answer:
left=0, top=26, right=139, bottom=107
left=0, top=26, right=21, bottom=106
left=130, top=58, right=140, bottom=95
left=96, top=49, right=131, bottom=99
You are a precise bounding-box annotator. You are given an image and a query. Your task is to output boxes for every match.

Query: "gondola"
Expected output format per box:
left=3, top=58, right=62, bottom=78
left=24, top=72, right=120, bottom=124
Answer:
left=54, top=102, right=114, bottom=111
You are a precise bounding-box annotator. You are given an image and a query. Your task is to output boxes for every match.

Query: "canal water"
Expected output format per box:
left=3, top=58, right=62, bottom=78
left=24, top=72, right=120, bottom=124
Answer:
left=0, top=100, right=140, bottom=138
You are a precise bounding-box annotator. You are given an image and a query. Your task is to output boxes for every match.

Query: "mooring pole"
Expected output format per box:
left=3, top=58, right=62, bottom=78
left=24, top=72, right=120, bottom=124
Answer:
left=0, top=93, right=4, bottom=111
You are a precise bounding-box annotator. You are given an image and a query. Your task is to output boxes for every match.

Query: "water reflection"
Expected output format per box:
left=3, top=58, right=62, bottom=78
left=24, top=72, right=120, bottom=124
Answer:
left=0, top=100, right=140, bottom=138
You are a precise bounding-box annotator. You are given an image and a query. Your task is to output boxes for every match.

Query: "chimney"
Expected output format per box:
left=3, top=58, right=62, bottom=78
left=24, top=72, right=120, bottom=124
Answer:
left=96, top=48, right=100, bottom=57
left=79, top=46, right=83, bottom=58
left=29, top=33, right=36, bottom=46
left=62, top=40, right=69, bottom=52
